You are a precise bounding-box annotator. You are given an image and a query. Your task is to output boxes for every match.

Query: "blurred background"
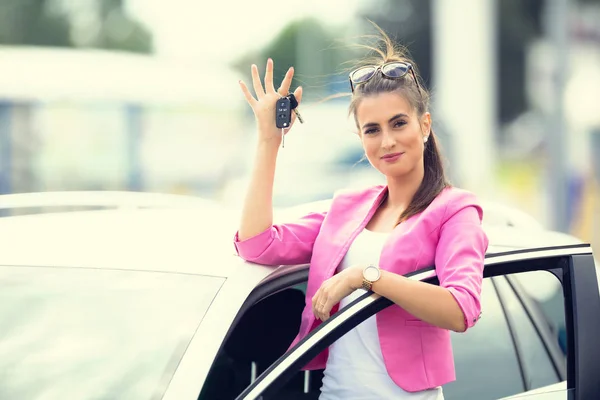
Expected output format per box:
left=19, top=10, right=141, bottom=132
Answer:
left=0, top=0, right=598, bottom=249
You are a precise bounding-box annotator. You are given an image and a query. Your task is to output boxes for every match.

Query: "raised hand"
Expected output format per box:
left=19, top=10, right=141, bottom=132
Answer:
left=238, top=58, right=303, bottom=146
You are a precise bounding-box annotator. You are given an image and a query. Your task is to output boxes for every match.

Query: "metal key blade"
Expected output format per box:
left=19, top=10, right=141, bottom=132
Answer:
left=287, top=93, right=304, bottom=124
left=293, top=109, right=304, bottom=123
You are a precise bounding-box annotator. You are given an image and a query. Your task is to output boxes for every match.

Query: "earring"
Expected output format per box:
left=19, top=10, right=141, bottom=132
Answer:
left=423, top=136, right=429, bottom=143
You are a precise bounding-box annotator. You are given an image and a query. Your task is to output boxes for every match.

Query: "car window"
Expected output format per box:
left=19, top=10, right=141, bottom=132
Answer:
left=511, top=270, right=567, bottom=355
left=241, top=277, right=528, bottom=400
left=443, top=278, right=525, bottom=399
left=0, top=265, right=223, bottom=400
left=494, top=273, right=562, bottom=390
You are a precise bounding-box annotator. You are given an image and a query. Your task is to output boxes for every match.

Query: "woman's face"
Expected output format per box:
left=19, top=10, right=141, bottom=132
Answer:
left=355, top=92, right=431, bottom=179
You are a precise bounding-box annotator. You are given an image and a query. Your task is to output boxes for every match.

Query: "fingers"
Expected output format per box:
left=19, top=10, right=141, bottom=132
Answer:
left=293, top=85, right=303, bottom=104
left=251, top=64, right=265, bottom=99
left=238, top=80, right=257, bottom=107
left=311, top=292, right=318, bottom=318
left=312, top=293, right=321, bottom=320
left=313, top=301, right=326, bottom=321
left=264, top=58, right=276, bottom=93
left=277, top=66, right=295, bottom=96
left=312, top=289, right=331, bottom=321
left=320, top=302, right=331, bottom=321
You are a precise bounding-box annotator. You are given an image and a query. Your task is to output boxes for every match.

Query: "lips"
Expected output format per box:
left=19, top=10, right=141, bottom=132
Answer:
left=381, top=152, right=403, bottom=160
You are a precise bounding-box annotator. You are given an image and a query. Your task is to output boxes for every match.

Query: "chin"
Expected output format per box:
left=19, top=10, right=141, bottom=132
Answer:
left=378, top=167, right=409, bottom=179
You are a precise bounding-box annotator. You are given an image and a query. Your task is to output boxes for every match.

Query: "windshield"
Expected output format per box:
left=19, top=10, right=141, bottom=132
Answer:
left=0, top=265, right=224, bottom=400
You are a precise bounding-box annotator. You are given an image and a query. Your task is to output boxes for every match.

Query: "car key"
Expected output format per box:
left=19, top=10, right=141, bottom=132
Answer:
left=275, top=96, right=292, bottom=129
left=275, top=96, right=292, bottom=148
left=287, top=93, right=304, bottom=123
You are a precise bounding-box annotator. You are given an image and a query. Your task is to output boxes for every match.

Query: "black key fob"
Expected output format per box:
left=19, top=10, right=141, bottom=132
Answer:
left=275, top=97, right=292, bottom=129
left=288, top=93, right=299, bottom=109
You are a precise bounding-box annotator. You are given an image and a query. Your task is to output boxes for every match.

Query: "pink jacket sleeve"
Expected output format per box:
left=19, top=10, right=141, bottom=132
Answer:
left=435, top=197, right=489, bottom=331
left=233, top=211, right=326, bottom=266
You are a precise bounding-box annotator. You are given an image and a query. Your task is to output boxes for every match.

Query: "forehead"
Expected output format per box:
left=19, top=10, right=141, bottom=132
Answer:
left=355, top=92, right=414, bottom=124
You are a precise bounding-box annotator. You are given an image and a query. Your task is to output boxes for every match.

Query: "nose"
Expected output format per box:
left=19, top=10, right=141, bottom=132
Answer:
left=381, top=127, right=396, bottom=149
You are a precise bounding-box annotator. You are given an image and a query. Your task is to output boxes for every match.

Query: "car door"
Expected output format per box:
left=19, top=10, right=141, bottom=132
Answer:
left=442, top=272, right=565, bottom=400
left=234, top=244, right=600, bottom=400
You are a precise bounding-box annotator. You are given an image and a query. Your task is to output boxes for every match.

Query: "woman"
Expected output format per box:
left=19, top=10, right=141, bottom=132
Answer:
left=233, top=26, right=488, bottom=400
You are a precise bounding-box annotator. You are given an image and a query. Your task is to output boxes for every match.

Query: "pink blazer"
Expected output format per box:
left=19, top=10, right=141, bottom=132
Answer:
left=233, top=185, right=489, bottom=392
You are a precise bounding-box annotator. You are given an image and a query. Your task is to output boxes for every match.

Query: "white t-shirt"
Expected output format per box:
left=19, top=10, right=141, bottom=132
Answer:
left=319, top=228, right=444, bottom=400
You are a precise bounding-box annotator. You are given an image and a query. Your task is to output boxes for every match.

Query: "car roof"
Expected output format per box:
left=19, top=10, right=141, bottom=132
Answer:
left=0, top=207, right=243, bottom=276
left=0, top=191, right=221, bottom=211
left=0, top=203, right=587, bottom=277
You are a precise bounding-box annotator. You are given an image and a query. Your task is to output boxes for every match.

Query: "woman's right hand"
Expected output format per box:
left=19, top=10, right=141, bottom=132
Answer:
left=239, top=58, right=303, bottom=146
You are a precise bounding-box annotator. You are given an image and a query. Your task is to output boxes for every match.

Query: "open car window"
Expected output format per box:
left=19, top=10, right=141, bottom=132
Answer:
left=234, top=245, right=599, bottom=400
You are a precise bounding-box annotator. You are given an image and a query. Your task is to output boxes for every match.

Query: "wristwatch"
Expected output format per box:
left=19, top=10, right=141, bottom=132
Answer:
left=362, top=264, right=381, bottom=291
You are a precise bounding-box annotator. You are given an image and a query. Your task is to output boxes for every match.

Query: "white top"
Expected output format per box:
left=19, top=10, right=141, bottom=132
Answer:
left=319, top=228, right=444, bottom=400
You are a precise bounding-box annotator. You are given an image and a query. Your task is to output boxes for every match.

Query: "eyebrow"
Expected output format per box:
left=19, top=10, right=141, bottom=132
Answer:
left=361, top=113, right=409, bottom=130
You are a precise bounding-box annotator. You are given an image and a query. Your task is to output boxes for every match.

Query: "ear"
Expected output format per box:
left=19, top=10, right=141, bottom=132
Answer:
left=421, top=112, right=432, bottom=139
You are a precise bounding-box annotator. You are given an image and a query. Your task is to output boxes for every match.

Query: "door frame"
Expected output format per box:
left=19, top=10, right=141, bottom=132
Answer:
left=236, top=244, right=599, bottom=400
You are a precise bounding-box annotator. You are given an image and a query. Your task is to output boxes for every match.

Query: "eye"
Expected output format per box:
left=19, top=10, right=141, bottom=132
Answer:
left=364, top=128, right=378, bottom=135
left=394, top=120, right=407, bottom=128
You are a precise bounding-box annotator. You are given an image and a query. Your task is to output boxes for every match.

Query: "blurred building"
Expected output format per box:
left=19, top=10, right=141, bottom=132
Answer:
left=0, top=46, right=245, bottom=197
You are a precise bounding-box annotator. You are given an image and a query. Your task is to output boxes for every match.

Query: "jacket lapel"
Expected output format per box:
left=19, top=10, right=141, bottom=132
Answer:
left=322, top=185, right=389, bottom=280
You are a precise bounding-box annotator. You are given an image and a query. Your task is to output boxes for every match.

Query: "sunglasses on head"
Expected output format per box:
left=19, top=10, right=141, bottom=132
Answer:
left=349, top=61, right=422, bottom=95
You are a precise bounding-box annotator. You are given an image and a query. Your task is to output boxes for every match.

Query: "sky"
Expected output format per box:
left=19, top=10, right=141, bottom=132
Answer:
left=126, top=0, right=361, bottom=64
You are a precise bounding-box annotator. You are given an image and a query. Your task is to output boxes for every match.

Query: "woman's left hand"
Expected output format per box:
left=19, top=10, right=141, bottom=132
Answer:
left=312, top=265, right=363, bottom=321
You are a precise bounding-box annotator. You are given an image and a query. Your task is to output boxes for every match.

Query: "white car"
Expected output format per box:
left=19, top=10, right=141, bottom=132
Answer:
left=0, top=192, right=597, bottom=400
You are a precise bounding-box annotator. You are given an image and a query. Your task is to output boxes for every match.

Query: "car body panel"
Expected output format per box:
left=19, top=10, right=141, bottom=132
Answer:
left=162, top=257, right=275, bottom=400
left=0, top=192, right=597, bottom=399
left=0, top=208, right=241, bottom=276
left=0, top=191, right=221, bottom=212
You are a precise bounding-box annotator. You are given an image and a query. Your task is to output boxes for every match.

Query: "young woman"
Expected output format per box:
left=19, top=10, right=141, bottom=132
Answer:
left=234, top=26, right=488, bottom=400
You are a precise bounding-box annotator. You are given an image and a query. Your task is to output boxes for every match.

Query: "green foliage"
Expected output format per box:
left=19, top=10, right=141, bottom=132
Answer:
left=232, top=18, right=358, bottom=101
left=0, top=0, right=153, bottom=53
left=81, top=0, right=153, bottom=53
left=0, top=0, right=71, bottom=46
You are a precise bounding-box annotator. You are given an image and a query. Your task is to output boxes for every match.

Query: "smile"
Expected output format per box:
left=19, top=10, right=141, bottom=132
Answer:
left=380, top=152, right=403, bottom=162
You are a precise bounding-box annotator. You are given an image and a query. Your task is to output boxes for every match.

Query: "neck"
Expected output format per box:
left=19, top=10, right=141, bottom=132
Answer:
left=384, top=163, right=425, bottom=210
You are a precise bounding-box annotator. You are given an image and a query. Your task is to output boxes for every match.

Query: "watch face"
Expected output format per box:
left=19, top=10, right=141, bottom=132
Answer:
left=364, top=265, right=380, bottom=281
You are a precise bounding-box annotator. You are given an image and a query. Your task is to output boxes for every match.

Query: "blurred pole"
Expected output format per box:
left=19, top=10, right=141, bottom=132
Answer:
left=432, top=0, right=497, bottom=199
left=11, top=104, right=37, bottom=194
left=0, top=101, right=12, bottom=196
left=125, top=104, right=143, bottom=191
left=544, top=0, right=571, bottom=232
left=296, top=22, right=323, bottom=100
left=296, top=24, right=309, bottom=99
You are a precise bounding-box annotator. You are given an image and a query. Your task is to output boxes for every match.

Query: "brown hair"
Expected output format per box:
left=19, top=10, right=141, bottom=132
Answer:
left=347, top=23, right=450, bottom=223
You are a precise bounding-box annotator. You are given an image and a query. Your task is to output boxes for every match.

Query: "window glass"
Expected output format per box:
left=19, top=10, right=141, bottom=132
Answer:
left=444, top=279, right=525, bottom=399
left=512, top=270, right=566, bottom=355
left=494, top=274, right=561, bottom=390
left=0, top=266, right=223, bottom=400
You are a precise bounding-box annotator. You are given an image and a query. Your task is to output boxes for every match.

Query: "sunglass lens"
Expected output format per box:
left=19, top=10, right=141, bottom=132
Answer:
left=382, top=63, right=409, bottom=78
left=351, top=66, right=376, bottom=84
